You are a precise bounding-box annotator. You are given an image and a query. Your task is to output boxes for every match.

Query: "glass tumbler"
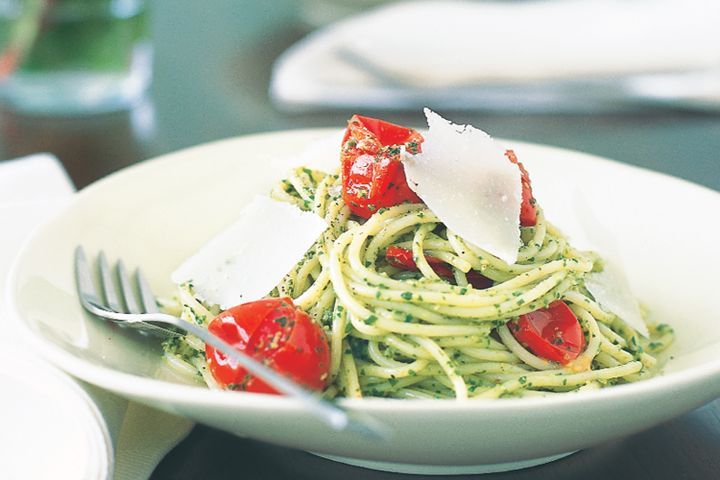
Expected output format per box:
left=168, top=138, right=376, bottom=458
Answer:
left=0, top=0, right=151, bottom=115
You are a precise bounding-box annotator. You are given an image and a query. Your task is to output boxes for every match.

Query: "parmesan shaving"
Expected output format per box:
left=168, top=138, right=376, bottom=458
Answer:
left=585, top=264, right=649, bottom=337
left=402, top=108, right=522, bottom=264
left=171, top=195, right=327, bottom=309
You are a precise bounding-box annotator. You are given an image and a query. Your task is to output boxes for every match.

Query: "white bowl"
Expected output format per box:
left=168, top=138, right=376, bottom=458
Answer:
left=7, top=130, right=720, bottom=475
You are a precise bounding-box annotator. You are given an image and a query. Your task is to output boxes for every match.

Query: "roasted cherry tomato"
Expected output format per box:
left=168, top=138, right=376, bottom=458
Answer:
left=341, top=115, right=424, bottom=218
left=206, top=297, right=330, bottom=394
left=505, top=150, right=537, bottom=227
left=385, top=246, right=493, bottom=289
left=508, top=301, right=585, bottom=364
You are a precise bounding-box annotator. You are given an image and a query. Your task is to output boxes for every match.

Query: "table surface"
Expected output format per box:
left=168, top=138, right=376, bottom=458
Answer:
left=1, top=1, right=718, bottom=478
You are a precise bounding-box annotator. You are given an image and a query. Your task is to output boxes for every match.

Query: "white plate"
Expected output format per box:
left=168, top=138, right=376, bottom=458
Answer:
left=0, top=350, right=113, bottom=480
left=0, top=172, right=112, bottom=480
left=7, top=130, right=720, bottom=474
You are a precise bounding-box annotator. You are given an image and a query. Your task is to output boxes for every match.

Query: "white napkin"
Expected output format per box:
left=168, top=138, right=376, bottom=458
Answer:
left=0, top=154, right=193, bottom=480
left=271, top=0, right=720, bottom=111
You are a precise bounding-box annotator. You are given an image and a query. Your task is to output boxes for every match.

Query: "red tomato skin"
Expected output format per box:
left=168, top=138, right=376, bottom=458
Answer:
left=341, top=115, right=423, bottom=218
left=385, top=245, right=417, bottom=269
left=353, top=115, right=419, bottom=146
left=508, top=301, right=585, bottom=364
left=206, top=297, right=330, bottom=394
left=505, top=150, right=537, bottom=227
left=385, top=246, right=493, bottom=289
left=385, top=245, right=454, bottom=278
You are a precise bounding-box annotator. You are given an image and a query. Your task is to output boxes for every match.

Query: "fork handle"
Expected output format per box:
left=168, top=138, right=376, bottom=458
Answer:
left=145, top=312, right=388, bottom=440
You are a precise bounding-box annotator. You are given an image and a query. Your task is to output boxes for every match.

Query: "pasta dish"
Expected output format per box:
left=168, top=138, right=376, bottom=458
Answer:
left=161, top=110, right=674, bottom=400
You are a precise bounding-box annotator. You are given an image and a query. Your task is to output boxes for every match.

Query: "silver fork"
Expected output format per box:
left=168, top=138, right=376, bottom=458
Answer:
left=74, top=246, right=389, bottom=441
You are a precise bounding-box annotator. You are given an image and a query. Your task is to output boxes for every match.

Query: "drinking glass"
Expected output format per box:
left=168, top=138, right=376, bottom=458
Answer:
left=0, top=0, right=151, bottom=115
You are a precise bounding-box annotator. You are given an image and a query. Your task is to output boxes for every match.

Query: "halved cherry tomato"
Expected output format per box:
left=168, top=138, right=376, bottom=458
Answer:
left=507, top=301, right=585, bottom=364
left=385, top=246, right=493, bottom=289
left=206, top=297, right=330, bottom=394
left=505, top=150, right=537, bottom=227
left=341, top=115, right=423, bottom=218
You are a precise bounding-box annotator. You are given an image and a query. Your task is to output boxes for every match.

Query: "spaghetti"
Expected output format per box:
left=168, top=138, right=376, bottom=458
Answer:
left=162, top=165, right=674, bottom=400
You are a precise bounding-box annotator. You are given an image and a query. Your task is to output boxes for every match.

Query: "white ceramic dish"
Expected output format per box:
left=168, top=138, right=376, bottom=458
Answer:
left=0, top=350, right=113, bottom=480
left=7, top=130, right=720, bottom=474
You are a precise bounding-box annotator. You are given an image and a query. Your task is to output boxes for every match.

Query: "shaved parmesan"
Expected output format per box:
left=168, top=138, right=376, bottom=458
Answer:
left=402, top=109, right=522, bottom=264
left=171, top=196, right=327, bottom=309
left=585, top=264, right=649, bottom=337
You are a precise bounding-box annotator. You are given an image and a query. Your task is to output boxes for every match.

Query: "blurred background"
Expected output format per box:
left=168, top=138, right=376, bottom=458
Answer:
left=0, top=1, right=718, bottom=479
left=1, top=0, right=718, bottom=190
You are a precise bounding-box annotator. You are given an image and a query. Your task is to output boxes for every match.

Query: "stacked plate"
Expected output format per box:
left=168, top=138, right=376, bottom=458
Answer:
left=0, top=155, right=112, bottom=480
left=0, top=352, right=113, bottom=479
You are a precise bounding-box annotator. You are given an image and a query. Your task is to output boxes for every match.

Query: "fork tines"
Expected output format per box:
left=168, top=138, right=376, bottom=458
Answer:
left=74, top=246, right=179, bottom=338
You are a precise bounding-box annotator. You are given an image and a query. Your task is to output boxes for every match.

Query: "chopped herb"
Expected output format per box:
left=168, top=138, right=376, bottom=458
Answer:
left=321, top=309, right=333, bottom=326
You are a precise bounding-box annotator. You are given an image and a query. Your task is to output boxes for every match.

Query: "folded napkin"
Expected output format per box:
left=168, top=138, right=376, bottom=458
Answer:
left=0, top=155, right=193, bottom=480
left=271, top=0, right=720, bottom=111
